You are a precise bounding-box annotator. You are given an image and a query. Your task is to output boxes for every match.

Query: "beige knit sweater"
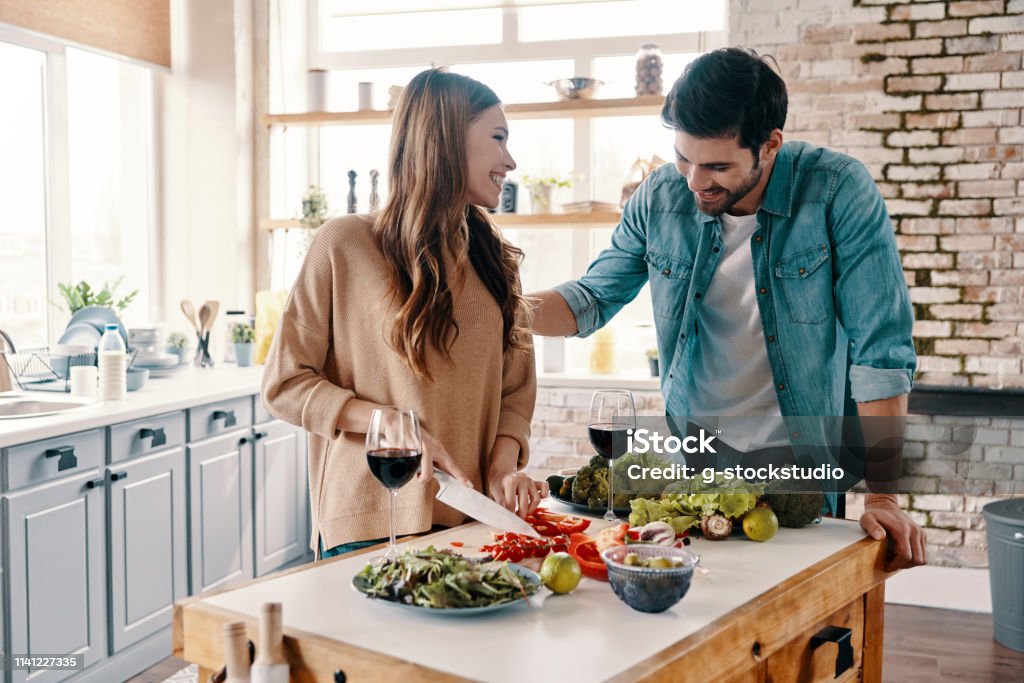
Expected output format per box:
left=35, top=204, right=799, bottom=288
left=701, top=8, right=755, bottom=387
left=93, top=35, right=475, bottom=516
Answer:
left=261, top=215, right=537, bottom=550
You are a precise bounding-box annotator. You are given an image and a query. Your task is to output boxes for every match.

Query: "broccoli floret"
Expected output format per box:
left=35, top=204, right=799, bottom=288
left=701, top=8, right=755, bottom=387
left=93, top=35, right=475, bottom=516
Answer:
left=572, top=465, right=608, bottom=506
left=763, top=480, right=824, bottom=528
left=589, top=454, right=609, bottom=469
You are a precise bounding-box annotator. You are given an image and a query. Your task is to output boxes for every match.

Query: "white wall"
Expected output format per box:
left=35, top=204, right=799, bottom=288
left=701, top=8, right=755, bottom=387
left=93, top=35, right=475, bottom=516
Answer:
left=155, top=0, right=255, bottom=357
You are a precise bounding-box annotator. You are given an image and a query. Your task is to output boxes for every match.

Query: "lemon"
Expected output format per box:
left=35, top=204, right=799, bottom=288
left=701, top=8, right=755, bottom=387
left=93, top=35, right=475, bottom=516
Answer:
left=742, top=507, right=779, bottom=542
left=540, top=552, right=582, bottom=594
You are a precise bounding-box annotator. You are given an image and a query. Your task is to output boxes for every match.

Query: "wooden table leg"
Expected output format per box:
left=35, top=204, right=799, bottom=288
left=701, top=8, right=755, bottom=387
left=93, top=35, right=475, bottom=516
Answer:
left=862, top=583, right=886, bottom=683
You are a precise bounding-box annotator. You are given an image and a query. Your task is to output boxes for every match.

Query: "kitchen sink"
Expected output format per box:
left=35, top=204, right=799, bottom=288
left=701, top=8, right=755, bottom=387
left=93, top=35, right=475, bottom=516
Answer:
left=0, top=397, right=94, bottom=419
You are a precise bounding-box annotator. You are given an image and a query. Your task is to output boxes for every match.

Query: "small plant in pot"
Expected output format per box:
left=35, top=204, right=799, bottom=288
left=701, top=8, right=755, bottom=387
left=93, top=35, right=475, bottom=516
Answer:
left=646, top=347, right=659, bottom=377
left=166, top=332, right=189, bottom=364
left=231, top=323, right=256, bottom=367
left=521, top=174, right=572, bottom=214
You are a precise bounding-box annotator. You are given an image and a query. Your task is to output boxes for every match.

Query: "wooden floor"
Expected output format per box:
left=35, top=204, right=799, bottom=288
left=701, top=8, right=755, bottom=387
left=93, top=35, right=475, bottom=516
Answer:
left=132, top=605, right=1023, bottom=682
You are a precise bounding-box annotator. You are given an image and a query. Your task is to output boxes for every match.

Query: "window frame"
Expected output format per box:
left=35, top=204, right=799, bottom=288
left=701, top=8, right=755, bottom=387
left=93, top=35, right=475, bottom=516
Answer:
left=0, top=26, right=159, bottom=344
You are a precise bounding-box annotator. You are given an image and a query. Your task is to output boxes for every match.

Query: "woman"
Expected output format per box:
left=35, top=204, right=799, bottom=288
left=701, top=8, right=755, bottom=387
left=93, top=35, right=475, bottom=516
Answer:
left=262, top=69, right=546, bottom=558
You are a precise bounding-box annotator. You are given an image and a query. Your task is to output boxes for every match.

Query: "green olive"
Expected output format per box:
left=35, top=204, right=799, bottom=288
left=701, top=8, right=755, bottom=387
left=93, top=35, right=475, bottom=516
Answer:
left=646, top=557, right=674, bottom=569
left=624, top=552, right=642, bottom=566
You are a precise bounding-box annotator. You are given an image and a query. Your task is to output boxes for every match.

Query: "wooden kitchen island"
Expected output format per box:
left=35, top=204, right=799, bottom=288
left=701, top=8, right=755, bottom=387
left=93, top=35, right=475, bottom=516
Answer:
left=173, top=516, right=890, bottom=682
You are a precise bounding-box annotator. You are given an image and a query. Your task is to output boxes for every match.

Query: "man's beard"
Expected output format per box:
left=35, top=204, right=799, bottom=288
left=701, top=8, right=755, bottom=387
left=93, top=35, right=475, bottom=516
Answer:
left=694, top=164, right=763, bottom=217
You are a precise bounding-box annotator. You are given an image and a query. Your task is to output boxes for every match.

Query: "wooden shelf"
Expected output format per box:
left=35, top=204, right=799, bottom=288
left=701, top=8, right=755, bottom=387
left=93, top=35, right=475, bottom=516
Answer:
left=258, top=211, right=622, bottom=232
left=262, top=95, right=664, bottom=127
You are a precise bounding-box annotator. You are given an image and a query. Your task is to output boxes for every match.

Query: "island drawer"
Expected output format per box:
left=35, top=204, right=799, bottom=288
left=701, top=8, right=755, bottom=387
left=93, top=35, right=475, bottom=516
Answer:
left=109, top=411, right=187, bottom=463
left=188, top=397, right=253, bottom=441
left=5, top=429, right=104, bottom=491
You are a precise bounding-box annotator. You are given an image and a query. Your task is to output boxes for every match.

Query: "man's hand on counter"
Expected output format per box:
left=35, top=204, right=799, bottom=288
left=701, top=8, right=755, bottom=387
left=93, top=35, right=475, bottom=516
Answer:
left=860, top=492, right=927, bottom=571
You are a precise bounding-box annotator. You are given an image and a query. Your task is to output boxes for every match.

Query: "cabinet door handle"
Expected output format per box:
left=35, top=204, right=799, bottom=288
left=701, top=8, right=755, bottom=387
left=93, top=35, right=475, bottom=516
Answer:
left=85, top=477, right=106, bottom=489
left=110, top=471, right=128, bottom=482
left=139, top=427, right=167, bottom=447
left=212, top=409, right=237, bottom=427
left=254, top=431, right=268, bottom=440
left=45, top=445, right=78, bottom=472
left=238, top=435, right=252, bottom=446
left=811, top=625, right=853, bottom=678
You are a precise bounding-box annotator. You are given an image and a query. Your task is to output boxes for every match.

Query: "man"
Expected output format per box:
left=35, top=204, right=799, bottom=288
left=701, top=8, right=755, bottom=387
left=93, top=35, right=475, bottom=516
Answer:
left=531, top=48, right=925, bottom=570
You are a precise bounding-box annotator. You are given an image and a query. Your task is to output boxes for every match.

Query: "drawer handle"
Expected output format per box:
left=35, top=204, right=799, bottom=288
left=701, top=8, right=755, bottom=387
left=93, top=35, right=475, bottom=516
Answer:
left=334, top=670, right=346, bottom=683
left=212, top=409, right=237, bottom=427
left=811, top=625, right=853, bottom=679
left=139, top=427, right=167, bottom=447
left=85, top=477, right=106, bottom=489
left=238, top=435, right=252, bottom=446
left=254, top=431, right=268, bottom=441
left=45, top=445, right=78, bottom=472
left=111, top=471, right=128, bottom=482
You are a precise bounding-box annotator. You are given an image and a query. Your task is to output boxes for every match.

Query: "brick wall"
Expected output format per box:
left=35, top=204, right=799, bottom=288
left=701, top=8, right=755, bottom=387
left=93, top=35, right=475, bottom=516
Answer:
left=730, top=0, right=1024, bottom=388
left=527, top=388, right=1022, bottom=568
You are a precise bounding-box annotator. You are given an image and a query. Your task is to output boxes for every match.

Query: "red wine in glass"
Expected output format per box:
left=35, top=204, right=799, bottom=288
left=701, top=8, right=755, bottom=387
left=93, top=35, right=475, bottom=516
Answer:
left=367, top=449, right=423, bottom=489
left=588, top=424, right=631, bottom=460
left=365, top=407, right=422, bottom=562
left=589, top=390, right=636, bottom=521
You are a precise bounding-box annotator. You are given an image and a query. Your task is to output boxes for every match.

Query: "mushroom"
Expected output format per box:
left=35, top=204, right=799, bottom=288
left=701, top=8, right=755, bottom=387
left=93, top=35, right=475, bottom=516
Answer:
left=700, top=513, right=733, bottom=541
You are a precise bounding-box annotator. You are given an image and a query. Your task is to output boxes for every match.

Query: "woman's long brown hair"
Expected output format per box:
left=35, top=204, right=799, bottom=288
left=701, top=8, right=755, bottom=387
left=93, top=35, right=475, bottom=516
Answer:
left=375, top=68, right=530, bottom=380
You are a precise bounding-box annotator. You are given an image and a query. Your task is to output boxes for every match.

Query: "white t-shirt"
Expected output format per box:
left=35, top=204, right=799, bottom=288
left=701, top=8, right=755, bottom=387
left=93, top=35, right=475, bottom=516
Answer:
left=684, top=211, right=788, bottom=451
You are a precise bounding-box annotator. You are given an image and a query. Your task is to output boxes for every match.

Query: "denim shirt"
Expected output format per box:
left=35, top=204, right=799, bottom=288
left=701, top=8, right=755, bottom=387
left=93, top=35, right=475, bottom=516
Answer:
left=554, top=141, right=916, bottom=464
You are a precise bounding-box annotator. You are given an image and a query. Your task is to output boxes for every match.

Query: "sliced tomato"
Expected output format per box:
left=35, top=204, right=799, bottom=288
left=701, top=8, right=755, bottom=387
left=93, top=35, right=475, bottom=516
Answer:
left=594, top=522, right=630, bottom=552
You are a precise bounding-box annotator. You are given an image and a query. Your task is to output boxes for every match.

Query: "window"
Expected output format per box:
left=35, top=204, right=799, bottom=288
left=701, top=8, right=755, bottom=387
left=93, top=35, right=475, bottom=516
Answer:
left=268, top=0, right=727, bottom=372
left=0, top=31, right=156, bottom=349
left=0, top=41, right=48, bottom=348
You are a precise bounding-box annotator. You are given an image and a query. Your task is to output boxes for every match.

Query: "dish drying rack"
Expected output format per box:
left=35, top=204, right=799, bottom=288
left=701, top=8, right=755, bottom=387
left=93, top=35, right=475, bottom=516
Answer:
left=0, top=347, right=137, bottom=393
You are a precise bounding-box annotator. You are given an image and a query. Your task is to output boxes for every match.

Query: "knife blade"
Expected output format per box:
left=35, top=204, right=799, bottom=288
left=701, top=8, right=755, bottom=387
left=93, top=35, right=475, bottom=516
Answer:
left=433, top=470, right=541, bottom=538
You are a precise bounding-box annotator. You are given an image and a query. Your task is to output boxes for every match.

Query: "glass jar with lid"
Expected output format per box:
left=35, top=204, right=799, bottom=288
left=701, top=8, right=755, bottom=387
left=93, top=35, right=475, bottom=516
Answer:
left=635, top=44, right=664, bottom=96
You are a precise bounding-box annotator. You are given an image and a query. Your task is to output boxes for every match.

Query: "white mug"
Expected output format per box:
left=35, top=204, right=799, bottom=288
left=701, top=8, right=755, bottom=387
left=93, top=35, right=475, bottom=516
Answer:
left=70, top=365, right=98, bottom=398
left=358, top=82, right=374, bottom=111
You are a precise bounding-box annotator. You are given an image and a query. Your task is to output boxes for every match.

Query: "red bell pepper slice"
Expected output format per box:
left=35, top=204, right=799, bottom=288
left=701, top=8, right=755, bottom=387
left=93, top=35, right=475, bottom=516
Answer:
left=568, top=532, right=608, bottom=582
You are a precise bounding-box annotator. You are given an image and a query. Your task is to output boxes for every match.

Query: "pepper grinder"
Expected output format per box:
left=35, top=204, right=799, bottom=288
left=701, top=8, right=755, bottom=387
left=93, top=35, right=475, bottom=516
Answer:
left=368, top=169, right=380, bottom=212
left=347, top=170, right=357, bottom=214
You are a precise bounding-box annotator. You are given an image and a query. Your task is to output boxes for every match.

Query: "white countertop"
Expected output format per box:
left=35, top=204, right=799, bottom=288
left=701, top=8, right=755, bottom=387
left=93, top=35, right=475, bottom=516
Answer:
left=0, top=365, right=264, bottom=447
left=201, top=517, right=868, bottom=683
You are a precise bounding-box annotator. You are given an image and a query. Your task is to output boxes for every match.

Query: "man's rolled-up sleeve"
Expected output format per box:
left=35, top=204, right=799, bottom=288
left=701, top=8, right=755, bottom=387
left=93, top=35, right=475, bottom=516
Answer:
left=551, top=178, right=653, bottom=338
left=829, top=160, right=916, bottom=403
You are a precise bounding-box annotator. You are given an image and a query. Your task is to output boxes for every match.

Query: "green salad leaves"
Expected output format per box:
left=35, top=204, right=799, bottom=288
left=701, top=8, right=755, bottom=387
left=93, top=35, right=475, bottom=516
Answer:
left=354, top=547, right=540, bottom=609
left=629, top=475, right=764, bottom=533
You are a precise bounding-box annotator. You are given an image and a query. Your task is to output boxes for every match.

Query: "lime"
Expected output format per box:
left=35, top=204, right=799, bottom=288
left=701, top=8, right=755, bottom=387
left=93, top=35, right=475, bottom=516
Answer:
left=540, top=552, right=582, bottom=594
left=742, top=507, right=779, bottom=542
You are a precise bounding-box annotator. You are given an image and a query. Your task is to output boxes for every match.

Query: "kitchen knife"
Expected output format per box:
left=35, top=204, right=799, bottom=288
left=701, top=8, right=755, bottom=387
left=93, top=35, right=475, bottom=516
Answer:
left=433, top=469, right=541, bottom=538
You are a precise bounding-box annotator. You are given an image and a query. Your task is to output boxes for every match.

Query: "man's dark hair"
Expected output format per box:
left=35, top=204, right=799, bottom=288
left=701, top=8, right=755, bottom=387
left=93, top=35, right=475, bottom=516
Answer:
left=661, top=47, right=788, bottom=155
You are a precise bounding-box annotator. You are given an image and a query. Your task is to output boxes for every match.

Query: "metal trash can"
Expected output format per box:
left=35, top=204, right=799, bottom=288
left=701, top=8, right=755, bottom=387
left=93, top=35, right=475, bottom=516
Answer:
left=983, top=498, right=1024, bottom=653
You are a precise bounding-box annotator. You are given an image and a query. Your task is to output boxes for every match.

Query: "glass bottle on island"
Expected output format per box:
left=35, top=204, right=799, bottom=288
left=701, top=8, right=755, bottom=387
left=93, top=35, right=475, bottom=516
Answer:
left=251, top=602, right=289, bottom=683
left=366, top=406, right=423, bottom=562
left=588, top=389, right=636, bottom=521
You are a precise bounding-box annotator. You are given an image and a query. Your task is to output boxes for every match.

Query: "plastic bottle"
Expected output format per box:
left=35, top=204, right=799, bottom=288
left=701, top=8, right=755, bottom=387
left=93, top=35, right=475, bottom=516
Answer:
left=98, top=324, right=126, bottom=400
left=223, top=621, right=251, bottom=683
left=251, top=602, right=289, bottom=683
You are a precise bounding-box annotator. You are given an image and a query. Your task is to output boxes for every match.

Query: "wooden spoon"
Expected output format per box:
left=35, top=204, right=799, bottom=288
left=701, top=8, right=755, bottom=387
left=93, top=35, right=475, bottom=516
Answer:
left=180, top=299, right=199, bottom=333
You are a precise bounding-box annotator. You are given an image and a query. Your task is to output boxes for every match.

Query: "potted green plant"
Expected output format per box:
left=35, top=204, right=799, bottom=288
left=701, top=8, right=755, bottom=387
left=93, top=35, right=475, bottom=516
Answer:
left=646, top=347, right=659, bottom=377
left=521, top=174, right=572, bottom=214
left=166, top=332, right=189, bottom=364
left=56, top=277, right=139, bottom=315
left=231, top=322, right=256, bottom=367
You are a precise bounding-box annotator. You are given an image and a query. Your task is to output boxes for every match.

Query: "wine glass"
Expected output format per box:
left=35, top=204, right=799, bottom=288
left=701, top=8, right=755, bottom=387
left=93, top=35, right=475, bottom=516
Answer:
left=366, top=407, right=423, bottom=562
left=589, top=389, right=636, bottom=521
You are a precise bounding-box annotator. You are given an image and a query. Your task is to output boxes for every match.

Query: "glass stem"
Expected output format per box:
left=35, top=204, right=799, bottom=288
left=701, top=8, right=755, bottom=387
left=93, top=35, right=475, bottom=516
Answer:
left=389, top=489, right=398, bottom=551
left=607, top=457, right=614, bottom=511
